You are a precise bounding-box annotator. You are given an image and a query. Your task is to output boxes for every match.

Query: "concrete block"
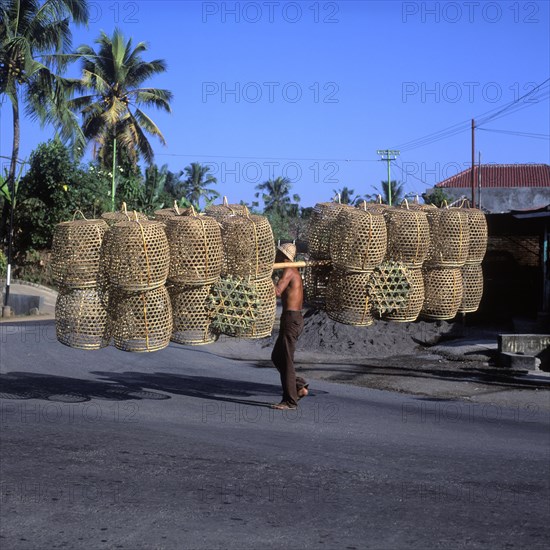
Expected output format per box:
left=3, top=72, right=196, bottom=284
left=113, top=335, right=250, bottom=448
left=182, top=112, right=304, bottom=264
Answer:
left=498, top=334, right=550, bottom=370
left=499, top=352, right=539, bottom=371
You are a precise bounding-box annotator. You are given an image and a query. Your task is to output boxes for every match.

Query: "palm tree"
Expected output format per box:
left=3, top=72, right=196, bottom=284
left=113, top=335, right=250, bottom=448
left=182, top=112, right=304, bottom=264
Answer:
left=68, top=28, right=173, bottom=169
left=370, top=180, right=405, bottom=205
left=255, top=177, right=300, bottom=217
left=0, top=0, right=89, bottom=237
left=182, top=162, right=219, bottom=210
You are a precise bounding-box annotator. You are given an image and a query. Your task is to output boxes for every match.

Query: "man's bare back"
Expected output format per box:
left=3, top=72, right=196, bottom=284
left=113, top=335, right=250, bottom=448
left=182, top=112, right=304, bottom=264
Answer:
left=275, top=267, right=303, bottom=311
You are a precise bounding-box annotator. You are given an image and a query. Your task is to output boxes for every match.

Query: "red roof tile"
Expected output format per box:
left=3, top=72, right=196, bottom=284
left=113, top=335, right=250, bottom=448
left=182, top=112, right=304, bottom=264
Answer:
left=435, top=164, right=550, bottom=189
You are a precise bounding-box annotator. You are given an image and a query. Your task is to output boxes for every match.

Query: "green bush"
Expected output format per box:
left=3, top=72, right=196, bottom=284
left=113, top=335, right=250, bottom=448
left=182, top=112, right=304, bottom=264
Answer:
left=0, top=249, right=7, bottom=277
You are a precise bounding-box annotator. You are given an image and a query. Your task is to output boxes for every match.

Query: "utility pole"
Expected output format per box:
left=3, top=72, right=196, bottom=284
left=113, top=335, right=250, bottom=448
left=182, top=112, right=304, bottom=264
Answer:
left=377, top=149, right=400, bottom=206
left=478, top=151, right=482, bottom=209
left=471, top=119, right=476, bottom=208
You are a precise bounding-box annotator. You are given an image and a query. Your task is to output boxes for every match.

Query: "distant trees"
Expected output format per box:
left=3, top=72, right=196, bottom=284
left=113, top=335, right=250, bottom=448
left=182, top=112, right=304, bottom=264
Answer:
left=0, top=0, right=89, bottom=239
left=255, top=177, right=300, bottom=218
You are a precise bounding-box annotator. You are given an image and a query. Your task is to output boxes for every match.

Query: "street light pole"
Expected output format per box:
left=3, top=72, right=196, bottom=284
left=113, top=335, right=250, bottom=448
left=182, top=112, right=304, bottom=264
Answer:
left=377, top=149, right=400, bottom=206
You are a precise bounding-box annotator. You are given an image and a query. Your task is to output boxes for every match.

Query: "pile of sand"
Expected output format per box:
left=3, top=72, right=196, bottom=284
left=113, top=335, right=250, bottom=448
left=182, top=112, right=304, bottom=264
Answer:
left=288, top=309, right=462, bottom=358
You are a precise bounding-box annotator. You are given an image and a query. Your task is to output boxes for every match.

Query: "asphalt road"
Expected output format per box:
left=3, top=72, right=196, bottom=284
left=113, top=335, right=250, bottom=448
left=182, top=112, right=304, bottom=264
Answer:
left=1, top=321, right=549, bottom=550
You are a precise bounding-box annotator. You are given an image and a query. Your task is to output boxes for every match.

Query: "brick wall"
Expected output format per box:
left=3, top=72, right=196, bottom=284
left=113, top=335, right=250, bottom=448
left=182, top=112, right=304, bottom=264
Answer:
left=487, top=235, right=540, bottom=267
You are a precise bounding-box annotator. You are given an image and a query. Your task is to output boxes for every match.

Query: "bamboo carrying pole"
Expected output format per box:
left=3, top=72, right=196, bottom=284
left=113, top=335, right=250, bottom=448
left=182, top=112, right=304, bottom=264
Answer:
left=272, top=259, right=331, bottom=270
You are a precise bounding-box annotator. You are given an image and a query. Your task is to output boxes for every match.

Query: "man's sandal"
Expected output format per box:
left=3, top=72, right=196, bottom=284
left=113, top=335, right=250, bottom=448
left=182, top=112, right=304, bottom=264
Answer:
left=270, top=402, right=297, bottom=410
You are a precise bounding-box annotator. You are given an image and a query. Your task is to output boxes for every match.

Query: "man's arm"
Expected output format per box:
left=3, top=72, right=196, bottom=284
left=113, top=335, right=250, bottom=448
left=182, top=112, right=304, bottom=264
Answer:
left=274, top=269, right=293, bottom=297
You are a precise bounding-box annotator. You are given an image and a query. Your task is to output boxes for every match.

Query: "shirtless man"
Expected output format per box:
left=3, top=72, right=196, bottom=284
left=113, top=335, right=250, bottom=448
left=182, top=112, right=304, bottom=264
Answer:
left=270, top=243, right=308, bottom=410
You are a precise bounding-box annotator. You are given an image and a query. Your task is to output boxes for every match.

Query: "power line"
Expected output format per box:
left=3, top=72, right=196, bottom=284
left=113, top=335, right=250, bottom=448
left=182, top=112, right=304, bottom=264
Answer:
left=392, top=78, right=550, bottom=153
left=478, top=128, right=550, bottom=140
left=155, top=153, right=380, bottom=163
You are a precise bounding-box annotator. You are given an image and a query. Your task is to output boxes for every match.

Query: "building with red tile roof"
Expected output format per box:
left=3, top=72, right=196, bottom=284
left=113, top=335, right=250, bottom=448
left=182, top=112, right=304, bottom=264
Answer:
left=432, top=164, right=550, bottom=212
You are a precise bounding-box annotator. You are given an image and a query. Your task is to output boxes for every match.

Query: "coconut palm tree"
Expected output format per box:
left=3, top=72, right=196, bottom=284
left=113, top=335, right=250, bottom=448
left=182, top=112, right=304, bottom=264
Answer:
left=368, top=180, right=405, bottom=205
left=0, top=0, right=89, bottom=237
left=255, top=176, right=300, bottom=217
left=69, top=28, right=173, bottom=169
left=182, top=162, right=219, bottom=210
left=333, top=186, right=358, bottom=205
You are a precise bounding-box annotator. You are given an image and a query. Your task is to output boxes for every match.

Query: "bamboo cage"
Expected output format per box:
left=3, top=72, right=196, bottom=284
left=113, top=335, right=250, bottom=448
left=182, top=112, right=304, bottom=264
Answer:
left=368, top=261, right=411, bottom=317
left=165, top=211, right=223, bottom=285
left=421, top=268, right=463, bottom=320
left=326, top=269, right=374, bottom=326
left=169, top=283, right=216, bottom=345
left=330, top=207, right=387, bottom=272
left=205, top=196, right=248, bottom=221
left=306, top=202, right=351, bottom=259
left=208, top=275, right=276, bottom=338
left=55, top=287, right=110, bottom=350
left=458, top=263, right=484, bottom=313
left=425, top=207, right=470, bottom=268
left=51, top=217, right=108, bottom=288
left=385, top=268, right=424, bottom=322
left=384, top=205, right=430, bottom=268
left=219, top=212, right=275, bottom=280
left=357, top=199, right=389, bottom=215
left=154, top=202, right=193, bottom=222
left=100, top=219, right=170, bottom=291
left=464, top=208, right=488, bottom=263
left=101, top=203, right=147, bottom=226
left=304, top=263, right=333, bottom=308
left=110, top=286, right=173, bottom=352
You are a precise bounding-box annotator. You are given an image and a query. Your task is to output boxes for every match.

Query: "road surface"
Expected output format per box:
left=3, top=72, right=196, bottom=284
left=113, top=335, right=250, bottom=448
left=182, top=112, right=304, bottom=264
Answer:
left=1, top=321, right=549, bottom=549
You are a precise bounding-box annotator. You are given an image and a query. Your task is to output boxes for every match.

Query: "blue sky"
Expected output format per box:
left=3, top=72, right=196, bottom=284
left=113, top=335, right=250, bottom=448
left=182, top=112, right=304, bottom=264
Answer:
left=1, top=0, right=549, bottom=207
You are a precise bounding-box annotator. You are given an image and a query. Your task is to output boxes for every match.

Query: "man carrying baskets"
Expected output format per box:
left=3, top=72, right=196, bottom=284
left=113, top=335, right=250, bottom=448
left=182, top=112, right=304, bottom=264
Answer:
left=271, top=243, right=308, bottom=410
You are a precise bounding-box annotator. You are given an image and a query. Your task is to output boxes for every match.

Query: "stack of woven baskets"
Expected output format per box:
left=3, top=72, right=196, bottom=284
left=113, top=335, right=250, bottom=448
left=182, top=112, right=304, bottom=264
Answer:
left=458, top=207, right=487, bottom=314
left=52, top=213, right=111, bottom=349
left=304, top=200, right=348, bottom=308
left=212, top=208, right=276, bottom=338
left=100, top=214, right=172, bottom=352
left=324, top=203, right=387, bottom=326
left=421, top=205, right=470, bottom=320
left=383, top=202, right=430, bottom=322
left=165, top=208, right=223, bottom=345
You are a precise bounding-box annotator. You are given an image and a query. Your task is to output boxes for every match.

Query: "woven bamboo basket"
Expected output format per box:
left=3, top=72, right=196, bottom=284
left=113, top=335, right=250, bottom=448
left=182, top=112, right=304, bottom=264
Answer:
left=205, top=196, right=248, bottom=221
left=306, top=202, right=351, bottom=259
left=101, top=203, right=147, bottom=226
left=304, top=263, right=333, bottom=308
left=357, top=199, right=389, bottom=215
left=326, top=269, right=373, bottom=326
left=425, top=207, right=470, bottom=268
left=55, top=287, right=110, bottom=349
left=207, top=275, right=276, bottom=339
left=240, top=276, right=276, bottom=338
left=220, top=212, right=275, bottom=280
left=101, top=219, right=170, bottom=291
left=458, top=263, right=483, bottom=313
left=110, top=286, right=172, bottom=352
left=465, top=208, right=488, bottom=263
left=154, top=202, right=193, bottom=222
left=385, top=268, right=424, bottom=322
left=385, top=205, right=430, bottom=268
left=421, top=267, right=463, bottom=320
left=368, top=261, right=412, bottom=317
left=169, top=284, right=216, bottom=345
left=165, top=210, right=223, bottom=285
left=330, top=207, right=387, bottom=272
left=51, top=216, right=108, bottom=288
